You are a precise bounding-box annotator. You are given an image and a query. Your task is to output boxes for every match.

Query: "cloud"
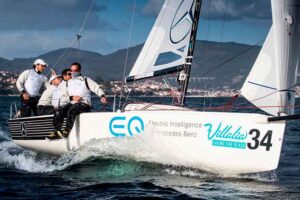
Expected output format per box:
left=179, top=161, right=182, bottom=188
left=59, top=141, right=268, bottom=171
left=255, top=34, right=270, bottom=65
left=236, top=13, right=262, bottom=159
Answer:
left=140, top=0, right=270, bottom=20
left=201, top=0, right=271, bottom=20
left=0, top=0, right=114, bottom=31
left=0, top=30, right=117, bottom=59
left=141, top=0, right=164, bottom=17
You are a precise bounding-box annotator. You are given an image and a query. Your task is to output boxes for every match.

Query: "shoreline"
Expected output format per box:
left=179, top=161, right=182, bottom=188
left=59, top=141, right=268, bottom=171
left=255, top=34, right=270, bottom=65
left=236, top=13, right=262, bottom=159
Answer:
left=2, top=94, right=300, bottom=98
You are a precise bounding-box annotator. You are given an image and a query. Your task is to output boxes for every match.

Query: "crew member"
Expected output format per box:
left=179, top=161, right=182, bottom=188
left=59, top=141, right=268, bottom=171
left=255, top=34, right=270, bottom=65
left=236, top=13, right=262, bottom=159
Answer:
left=53, top=62, right=107, bottom=139
left=61, top=68, right=72, bottom=82
left=46, top=69, right=73, bottom=140
left=37, top=75, right=58, bottom=115
left=16, top=58, right=49, bottom=117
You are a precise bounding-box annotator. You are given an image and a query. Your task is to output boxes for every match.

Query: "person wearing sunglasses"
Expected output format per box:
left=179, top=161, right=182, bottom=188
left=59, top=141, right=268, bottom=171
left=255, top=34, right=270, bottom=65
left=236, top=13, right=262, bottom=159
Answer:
left=47, top=68, right=81, bottom=139
left=52, top=62, right=107, bottom=139
left=61, top=69, right=72, bottom=81
left=16, top=58, right=49, bottom=117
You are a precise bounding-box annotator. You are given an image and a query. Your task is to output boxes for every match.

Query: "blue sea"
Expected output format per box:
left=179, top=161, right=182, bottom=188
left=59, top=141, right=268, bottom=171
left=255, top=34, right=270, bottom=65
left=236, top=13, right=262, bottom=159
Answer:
left=0, top=96, right=299, bottom=199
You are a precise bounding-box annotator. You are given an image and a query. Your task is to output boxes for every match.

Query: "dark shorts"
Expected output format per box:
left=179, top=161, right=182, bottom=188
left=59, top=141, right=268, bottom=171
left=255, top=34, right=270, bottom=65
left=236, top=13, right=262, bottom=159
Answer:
left=37, top=105, right=55, bottom=116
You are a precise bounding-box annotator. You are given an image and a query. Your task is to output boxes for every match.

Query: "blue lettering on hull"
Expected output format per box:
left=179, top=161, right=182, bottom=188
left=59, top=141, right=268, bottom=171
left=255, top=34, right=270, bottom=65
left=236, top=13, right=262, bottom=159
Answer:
left=109, top=116, right=144, bottom=137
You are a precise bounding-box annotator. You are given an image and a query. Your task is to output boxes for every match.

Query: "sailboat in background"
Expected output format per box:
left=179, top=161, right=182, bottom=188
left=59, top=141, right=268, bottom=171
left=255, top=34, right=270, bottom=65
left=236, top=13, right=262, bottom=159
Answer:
left=8, top=0, right=300, bottom=174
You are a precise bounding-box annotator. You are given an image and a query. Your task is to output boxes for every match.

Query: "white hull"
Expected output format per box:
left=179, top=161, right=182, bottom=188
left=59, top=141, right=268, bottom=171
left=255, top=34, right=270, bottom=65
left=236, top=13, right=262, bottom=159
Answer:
left=10, top=108, right=286, bottom=174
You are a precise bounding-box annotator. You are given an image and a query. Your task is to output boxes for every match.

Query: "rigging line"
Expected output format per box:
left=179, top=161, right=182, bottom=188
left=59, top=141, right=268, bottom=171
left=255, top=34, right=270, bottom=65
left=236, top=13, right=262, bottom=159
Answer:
left=77, top=0, right=95, bottom=36
left=119, top=0, right=137, bottom=110
left=203, top=0, right=211, bottom=111
left=208, top=0, right=228, bottom=111
left=197, top=39, right=264, bottom=76
left=245, top=82, right=300, bottom=104
left=50, top=37, right=78, bottom=73
left=162, top=76, right=179, bottom=104
left=51, top=0, right=94, bottom=71
left=219, top=0, right=228, bottom=44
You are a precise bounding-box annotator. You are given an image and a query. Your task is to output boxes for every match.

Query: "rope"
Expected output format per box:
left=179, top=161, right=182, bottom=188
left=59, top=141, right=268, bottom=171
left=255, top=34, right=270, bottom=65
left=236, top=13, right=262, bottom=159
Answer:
left=111, top=97, right=300, bottom=112
left=77, top=0, right=95, bottom=38
left=49, top=37, right=78, bottom=75
left=51, top=0, right=95, bottom=72
left=203, top=0, right=211, bottom=111
left=195, top=39, right=264, bottom=76
left=119, top=0, right=137, bottom=110
left=223, top=93, right=240, bottom=111
left=95, top=94, right=299, bottom=114
left=219, top=0, right=228, bottom=44
left=244, top=82, right=300, bottom=104
left=162, top=76, right=180, bottom=104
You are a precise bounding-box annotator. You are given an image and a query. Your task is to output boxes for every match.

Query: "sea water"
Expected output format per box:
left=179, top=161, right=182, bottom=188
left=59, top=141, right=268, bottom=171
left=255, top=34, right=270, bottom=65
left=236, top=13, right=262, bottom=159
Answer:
left=0, top=96, right=299, bottom=199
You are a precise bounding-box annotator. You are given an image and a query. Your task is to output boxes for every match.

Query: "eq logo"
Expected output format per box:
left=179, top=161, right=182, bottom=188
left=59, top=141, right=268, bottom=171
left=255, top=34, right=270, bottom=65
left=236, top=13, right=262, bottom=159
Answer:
left=20, top=122, right=27, bottom=136
left=109, top=116, right=144, bottom=137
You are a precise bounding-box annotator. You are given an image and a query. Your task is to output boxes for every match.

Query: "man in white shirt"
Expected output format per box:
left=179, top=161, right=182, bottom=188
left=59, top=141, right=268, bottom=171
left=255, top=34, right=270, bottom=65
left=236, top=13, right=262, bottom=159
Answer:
left=53, top=62, right=107, bottom=139
left=16, top=58, right=49, bottom=117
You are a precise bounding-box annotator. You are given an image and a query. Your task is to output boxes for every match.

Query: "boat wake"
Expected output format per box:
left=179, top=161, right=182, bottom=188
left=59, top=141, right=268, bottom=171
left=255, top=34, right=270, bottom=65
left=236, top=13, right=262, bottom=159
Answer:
left=0, top=139, right=55, bottom=173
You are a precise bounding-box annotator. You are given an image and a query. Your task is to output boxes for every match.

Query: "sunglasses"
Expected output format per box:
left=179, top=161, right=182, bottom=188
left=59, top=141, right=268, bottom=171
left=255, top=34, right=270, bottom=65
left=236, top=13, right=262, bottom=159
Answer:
left=64, top=73, right=72, bottom=76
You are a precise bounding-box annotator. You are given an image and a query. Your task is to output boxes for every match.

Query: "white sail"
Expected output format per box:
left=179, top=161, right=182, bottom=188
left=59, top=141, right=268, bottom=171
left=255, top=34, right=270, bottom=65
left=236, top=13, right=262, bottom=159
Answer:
left=241, top=0, right=300, bottom=116
left=125, top=0, right=197, bottom=82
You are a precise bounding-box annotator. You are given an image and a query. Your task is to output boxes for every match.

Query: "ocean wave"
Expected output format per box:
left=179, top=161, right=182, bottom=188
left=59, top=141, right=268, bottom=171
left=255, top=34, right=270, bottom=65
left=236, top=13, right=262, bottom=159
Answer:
left=0, top=140, right=56, bottom=173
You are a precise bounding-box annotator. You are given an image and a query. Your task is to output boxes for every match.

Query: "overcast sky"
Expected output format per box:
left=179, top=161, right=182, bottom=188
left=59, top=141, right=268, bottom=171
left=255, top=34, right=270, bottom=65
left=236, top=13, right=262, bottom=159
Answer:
left=0, top=0, right=272, bottom=59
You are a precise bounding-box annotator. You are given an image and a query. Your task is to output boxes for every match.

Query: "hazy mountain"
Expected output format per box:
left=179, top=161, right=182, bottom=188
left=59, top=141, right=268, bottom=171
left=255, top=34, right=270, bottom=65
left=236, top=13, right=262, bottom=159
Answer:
left=0, top=57, right=11, bottom=69
left=0, top=41, right=261, bottom=89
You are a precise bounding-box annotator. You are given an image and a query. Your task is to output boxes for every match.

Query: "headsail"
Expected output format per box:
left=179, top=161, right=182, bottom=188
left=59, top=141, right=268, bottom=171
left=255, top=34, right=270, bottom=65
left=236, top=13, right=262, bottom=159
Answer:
left=241, top=0, right=300, bottom=116
left=125, top=0, right=200, bottom=82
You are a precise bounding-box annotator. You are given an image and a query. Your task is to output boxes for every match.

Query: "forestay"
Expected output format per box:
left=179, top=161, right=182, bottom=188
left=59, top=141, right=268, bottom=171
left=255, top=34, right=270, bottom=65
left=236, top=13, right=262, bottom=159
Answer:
left=241, top=0, right=300, bottom=116
left=125, top=0, right=197, bottom=82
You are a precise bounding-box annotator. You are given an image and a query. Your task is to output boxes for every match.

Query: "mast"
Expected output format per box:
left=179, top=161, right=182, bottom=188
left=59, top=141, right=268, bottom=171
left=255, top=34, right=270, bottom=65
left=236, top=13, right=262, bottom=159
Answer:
left=178, top=0, right=202, bottom=106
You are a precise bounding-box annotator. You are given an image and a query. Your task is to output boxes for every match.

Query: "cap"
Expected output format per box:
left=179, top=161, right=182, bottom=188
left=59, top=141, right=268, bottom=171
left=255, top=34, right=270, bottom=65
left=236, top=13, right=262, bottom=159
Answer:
left=33, top=58, right=48, bottom=66
left=49, top=75, right=60, bottom=84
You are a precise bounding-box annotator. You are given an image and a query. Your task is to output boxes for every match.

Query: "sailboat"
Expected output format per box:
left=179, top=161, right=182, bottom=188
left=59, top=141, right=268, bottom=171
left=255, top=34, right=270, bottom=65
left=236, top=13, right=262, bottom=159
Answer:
left=8, top=0, right=300, bottom=174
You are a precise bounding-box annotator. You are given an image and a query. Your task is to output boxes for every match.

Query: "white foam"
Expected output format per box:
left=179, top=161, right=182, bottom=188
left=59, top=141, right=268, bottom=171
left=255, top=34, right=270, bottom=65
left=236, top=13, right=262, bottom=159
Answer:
left=0, top=141, right=56, bottom=172
left=57, top=127, right=190, bottom=169
left=40, top=126, right=216, bottom=177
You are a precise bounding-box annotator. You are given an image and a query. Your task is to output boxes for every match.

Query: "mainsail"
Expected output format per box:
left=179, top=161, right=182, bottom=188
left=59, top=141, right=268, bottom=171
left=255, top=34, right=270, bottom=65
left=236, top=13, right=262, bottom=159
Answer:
left=241, top=0, right=300, bottom=116
left=125, top=0, right=200, bottom=82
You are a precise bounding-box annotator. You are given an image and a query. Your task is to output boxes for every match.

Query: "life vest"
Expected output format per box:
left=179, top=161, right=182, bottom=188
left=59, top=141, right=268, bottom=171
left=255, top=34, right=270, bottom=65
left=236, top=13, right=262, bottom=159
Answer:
left=67, top=76, right=91, bottom=105
left=24, top=69, right=47, bottom=97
